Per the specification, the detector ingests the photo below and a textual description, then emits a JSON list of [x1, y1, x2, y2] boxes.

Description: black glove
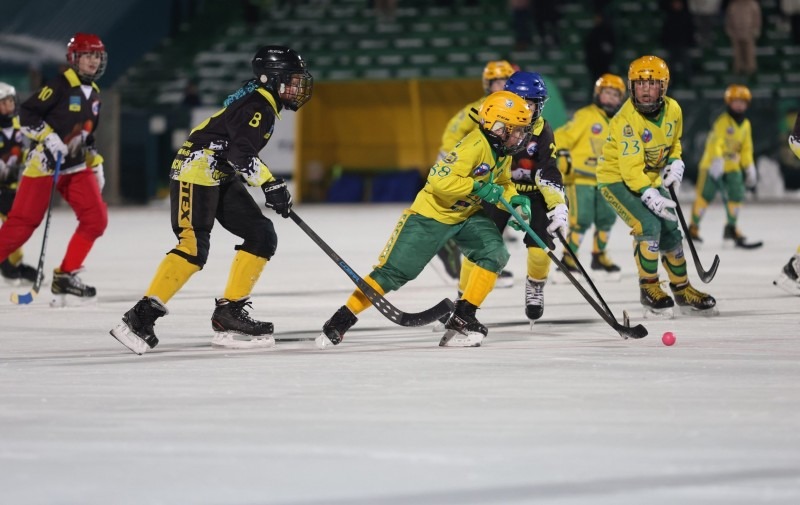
[[261, 178, 292, 218]]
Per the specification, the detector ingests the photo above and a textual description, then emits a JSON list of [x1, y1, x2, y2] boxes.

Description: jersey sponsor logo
[[69, 96, 81, 112], [642, 129, 652, 143], [472, 163, 490, 176], [525, 140, 538, 156], [92, 100, 100, 116], [443, 151, 458, 164], [623, 125, 634, 137], [591, 123, 603, 134]]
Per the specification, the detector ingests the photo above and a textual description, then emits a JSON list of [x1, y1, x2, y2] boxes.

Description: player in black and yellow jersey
[[555, 73, 626, 281], [318, 91, 534, 348], [110, 45, 313, 355], [0, 33, 108, 305], [0, 82, 37, 285], [597, 55, 717, 319]]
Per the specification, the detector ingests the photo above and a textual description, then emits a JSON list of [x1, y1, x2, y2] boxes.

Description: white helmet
[[0, 82, 16, 101]]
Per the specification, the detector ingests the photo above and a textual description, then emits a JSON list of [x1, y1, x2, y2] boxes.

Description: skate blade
[[550, 269, 580, 285], [50, 293, 97, 308], [109, 324, 150, 355], [439, 329, 483, 347], [677, 305, 719, 317], [642, 306, 675, 319], [2, 277, 21, 287], [212, 332, 276, 349], [773, 275, 800, 296], [431, 321, 446, 332], [314, 333, 335, 349]]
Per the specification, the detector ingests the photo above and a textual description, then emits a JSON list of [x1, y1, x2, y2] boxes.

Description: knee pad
[[237, 217, 277, 259]]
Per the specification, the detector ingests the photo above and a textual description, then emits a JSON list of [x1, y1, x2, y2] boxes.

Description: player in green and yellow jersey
[[554, 73, 626, 281], [774, 111, 800, 295], [597, 55, 717, 319], [689, 84, 761, 248], [318, 91, 534, 348]]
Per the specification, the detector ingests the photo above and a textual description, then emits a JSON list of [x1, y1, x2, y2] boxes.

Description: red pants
[[0, 170, 107, 273]]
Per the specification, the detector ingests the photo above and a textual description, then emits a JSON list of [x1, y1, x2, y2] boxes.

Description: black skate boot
[[211, 297, 275, 348], [317, 305, 358, 349], [17, 263, 38, 284], [774, 255, 800, 296], [640, 277, 675, 319], [591, 252, 622, 281], [670, 281, 718, 316], [1, 259, 21, 285], [723, 224, 763, 249], [110, 296, 168, 355], [525, 276, 545, 322], [432, 290, 460, 332], [688, 223, 703, 243], [439, 299, 487, 347], [50, 268, 97, 307], [552, 253, 581, 284]]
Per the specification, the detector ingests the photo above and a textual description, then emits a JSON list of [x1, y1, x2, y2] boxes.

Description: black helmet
[[252, 45, 313, 111]]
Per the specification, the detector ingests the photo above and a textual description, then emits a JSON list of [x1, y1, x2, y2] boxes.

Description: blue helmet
[[504, 71, 548, 120]]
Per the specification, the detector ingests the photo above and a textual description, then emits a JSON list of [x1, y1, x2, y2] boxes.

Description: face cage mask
[[486, 123, 533, 156], [280, 72, 314, 111], [630, 80, 664, 115], [71, 51, 108, 81], [526, 97, 547, 121]]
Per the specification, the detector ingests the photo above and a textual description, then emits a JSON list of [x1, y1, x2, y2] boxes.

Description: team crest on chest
[[526, 140, 538, 156], [642, 129, 652, 142], [443, 151, 458, 164], [69, 96, 81, 112], [726, 126, 734, 134], [623, 125, 634, 137], [591, 123, 603, 134], [473, 163, 490, 176]]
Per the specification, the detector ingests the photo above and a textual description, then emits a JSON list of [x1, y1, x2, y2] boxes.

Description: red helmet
[[66, 33, 107, 81]]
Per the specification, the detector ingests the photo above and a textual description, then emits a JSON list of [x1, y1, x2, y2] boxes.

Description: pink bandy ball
[[662, 331, 676, 346]]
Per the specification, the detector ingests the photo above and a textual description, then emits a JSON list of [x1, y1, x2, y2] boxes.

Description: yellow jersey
[[412, 128, 518, 224], [597, 96, 683, 194], [554, 103, 611, 185], [698, 112, 754, 171], [437, 97, 484, 157]]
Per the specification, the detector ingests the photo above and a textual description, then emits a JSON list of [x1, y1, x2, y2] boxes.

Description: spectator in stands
[[182, 80, 202, 107], [532, 0, 561, 48], [780, 0, 800, 45], [584, 12, 616, 84], [372, 0, 397, 23], [660, 0, 695, 88], [688, 0, 723, 48], [725, 0, 761, 76], [510, 0, 533, 51]]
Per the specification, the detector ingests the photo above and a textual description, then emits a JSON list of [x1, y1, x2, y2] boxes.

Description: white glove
[[708, 157, 724, 180], [661, 159, 685, 190], [92, 163, 105, 191], [546, 203, 569, 239], [42, 132, 68, 161], [743, 163, 756, 188], [0, 159, 7, 181], [641, 187, 677, 222]]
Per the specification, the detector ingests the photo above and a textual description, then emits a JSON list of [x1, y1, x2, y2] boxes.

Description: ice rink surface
[[1, 197, 799, 504]]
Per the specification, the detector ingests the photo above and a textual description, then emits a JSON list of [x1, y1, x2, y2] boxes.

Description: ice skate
[[50, 268, 97, 307], [590, 252, 622, 282], [723, 224, 762, 250], [688, 223, 703, 244], [774, 255, 800, 296], [640, 278, 675, 319], [316, 305, 358, 349], [1, 259, 38, 286], [211, 297, 275, 349], [670, 282, 718, 317], [551, 253, 581, 284], [110, 296, 168, 355], [430, 239, 461, 285], [525, 276, 545, 325], [431, 292, 459, 332], [439, 299, 486, 347]]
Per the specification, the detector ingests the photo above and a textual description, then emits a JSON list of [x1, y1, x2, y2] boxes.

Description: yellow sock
[[345, 275, 386, 315], [527, 248, 550, 279], [462, 265, 498, 307], [459, 258, 475, 294], [145, 253, 201, 304], [222, 250, 268, 300], [7, 249, 23, 266]]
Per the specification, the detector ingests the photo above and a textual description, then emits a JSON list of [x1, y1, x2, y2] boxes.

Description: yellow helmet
[[594, 73, 626, 96], [478, 90, 533, 156], [724, 84, 752, 105], [482, 60, 515, 94], [627, 55, 670, 114]]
